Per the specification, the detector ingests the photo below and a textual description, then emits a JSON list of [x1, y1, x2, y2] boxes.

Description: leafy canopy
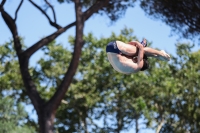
[[139, 0, 200, 41]]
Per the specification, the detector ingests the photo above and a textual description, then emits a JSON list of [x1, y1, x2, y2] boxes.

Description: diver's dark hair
[[140, 56, 149, 71]]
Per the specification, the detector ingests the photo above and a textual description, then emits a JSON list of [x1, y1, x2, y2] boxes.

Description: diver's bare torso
[[107, 53, 138, 74]]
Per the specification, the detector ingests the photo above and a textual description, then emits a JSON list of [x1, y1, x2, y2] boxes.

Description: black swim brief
[[106, 41, 122, 54]]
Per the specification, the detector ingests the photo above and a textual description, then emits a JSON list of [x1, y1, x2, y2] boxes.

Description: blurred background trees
[[0, 95, 35, 133], [1, 0, 200, 133], [1, 28, 200, 132]]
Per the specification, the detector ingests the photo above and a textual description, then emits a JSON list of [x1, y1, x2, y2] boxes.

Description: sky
[[0, 0, 199, 133]]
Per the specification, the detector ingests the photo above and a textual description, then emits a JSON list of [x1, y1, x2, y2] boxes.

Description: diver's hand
[[158, 50, 170, 61]]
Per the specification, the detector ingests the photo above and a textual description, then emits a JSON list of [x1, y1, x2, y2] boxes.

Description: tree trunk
[[135, 115, 139, 133], [38, 107, 55, 133], [156, 118, 164, 133]]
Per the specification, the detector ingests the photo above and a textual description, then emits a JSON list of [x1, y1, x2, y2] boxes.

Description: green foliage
[[0, 40, 37, 131], [54, 28, 144, 133], [165, 45, 200, 133], [0, 95, 35, 133], [0, 40, 26, 101], [32, 41, 72, 100], [54, 28, 164, 132], [1, 27, 200, 133], [55, 28, 200, 133]]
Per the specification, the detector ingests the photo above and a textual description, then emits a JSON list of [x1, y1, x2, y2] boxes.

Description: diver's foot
[[141, 38, 147, 47]]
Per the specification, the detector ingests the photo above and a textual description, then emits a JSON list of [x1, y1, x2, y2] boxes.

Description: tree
[[0, 0, 136, 132], [1, 25, 200, 132], [139, 0, 200, 41], [144, 43, 200, 133], [162, 44, 200, 133]]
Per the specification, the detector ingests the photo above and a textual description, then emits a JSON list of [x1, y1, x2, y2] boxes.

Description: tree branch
[[47, 0, 110, 114], [14, 0, 24, 21], [28, 0, 61, 29], [0, 0, 6, 12], [1, 9, 21, 53], [22, 0, 110, 113], [24, 0, 109, 59], [47, 0, 84, 112], [44, 0, 57, 23], [24, 21, 75, 58], [83, 0, 109, 21], [1, 9, 44, 114]]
